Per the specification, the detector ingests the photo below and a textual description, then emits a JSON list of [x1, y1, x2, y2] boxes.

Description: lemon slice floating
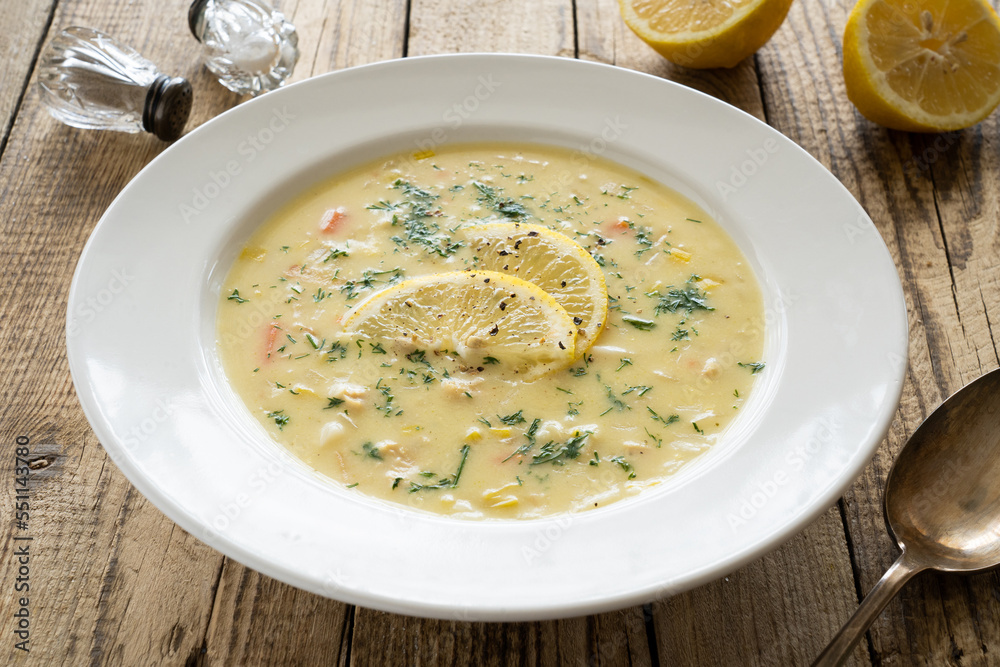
[[618, 0, 794, 69], [463, 222, 608, 353], [843, 0, 1000, 132], [341, 270, 576, 379]]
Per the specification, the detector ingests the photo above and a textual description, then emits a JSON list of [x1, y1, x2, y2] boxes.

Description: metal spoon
[[813, 367, 1000, 666]]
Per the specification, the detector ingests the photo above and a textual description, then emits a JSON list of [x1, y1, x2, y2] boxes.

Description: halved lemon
[[618, 0, 794, 69], [843, 0, 1000, 132], [463, 222, 608, 352], [341, 270, 576, 379]]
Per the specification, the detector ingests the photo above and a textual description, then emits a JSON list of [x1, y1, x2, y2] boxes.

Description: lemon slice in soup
[[463, 222, 608, 352], [341, 270, 576, 379]]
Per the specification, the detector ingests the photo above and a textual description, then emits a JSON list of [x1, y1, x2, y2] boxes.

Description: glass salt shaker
[[37, 27, 193, 142], [188, 0, 299, 96]]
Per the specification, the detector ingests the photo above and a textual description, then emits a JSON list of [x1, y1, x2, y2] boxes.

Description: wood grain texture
[[576, 0, 766, 121], [0, 0, 233, 662], [0, 0, 56, 155], [652, 507, 869, 666], [408, 0, 575, 57], [350, 608, 650, 667], [757, 0, 1000, 663], [3, 0, 1000, 664]]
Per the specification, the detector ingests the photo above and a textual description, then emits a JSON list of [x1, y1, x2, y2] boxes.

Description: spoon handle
[[812, 551, 925, 667]]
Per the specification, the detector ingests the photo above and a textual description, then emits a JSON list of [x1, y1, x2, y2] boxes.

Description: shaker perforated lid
[[142, 75, 193, 142]]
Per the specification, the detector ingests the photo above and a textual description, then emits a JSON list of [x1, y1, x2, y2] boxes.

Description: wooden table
[[3, 0, 999, 664]]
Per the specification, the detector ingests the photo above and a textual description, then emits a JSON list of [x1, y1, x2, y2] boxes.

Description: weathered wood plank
[[283, 0, 408, 76], [407, 0, 575, 57], [199, 566, 352, 666], [0, 1, 242, 664], [5, 0, 999, 665], [652, 507, 869, 666], [757, 0, 1000, 663], [575, 0, 765, 120], [350, 607, 650, 667], [0, 0, 56, 155]]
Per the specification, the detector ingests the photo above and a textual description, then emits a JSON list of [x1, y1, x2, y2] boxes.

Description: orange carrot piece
[[263, 321, 281, 362], [610, 218, 631, 233], [320, 206, 347, 233]]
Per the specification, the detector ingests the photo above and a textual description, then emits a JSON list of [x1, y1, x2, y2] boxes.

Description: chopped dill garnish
[[609, 455, 636, 479], [737, 361, 766, 374], [647, 407, 679, 426], [622, 315, 655, 331], [498, 410, 527, 425], [266, 410, 289, 430], [408, 445, 470, 492], [361, 442, 383, 460], [227, 289, 248, 303], [654, 285, 713, 315], [531, 431, 592, 466], [474, 181, 530, 219]]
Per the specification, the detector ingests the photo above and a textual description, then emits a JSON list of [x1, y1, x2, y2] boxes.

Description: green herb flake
[[227, 289, 248, 303], [531, 431, 592, 466], [305, 333, 323, 349], [408, 445, 471, 492], [474, 181, 530, 219], [361, 442, 383, 460], [609, 455, 636, 479], [622, 315, 656, 331], [323, 247, 349, 262], [654, 285, 713, 315], [737, 361, 766, 374], [266, 410, 289, 431], [498, 410, 527, 426], [647, 407, 679, 426]]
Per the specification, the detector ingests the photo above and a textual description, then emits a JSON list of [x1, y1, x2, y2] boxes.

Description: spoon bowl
[[885, 367, 1000, 572], [815, 367, 1000, 666]]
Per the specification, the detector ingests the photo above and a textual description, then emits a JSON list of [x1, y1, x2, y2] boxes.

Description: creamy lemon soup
[[217, 143, 765, 519]]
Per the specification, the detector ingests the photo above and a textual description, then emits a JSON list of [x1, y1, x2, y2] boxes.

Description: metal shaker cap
[[188, 0, 211, 41], [142, 75, 193, 142]]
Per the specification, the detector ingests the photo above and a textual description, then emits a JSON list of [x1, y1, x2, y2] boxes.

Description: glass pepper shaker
[[188, 0, 299, 96], [37, 27, 193, 142]]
